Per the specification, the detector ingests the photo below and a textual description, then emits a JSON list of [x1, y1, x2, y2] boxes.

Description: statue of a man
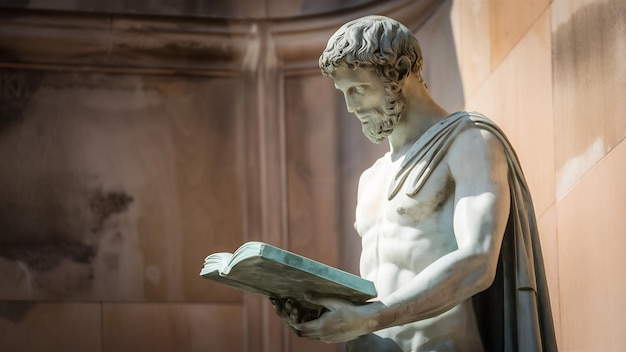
[[273, 15, 557, 352]]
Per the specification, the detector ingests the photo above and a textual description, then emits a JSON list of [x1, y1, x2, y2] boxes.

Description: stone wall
[[450, 0, 626, 349]]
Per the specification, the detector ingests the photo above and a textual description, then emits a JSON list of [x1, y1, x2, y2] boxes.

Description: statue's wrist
[[363, 301, 386, 333]]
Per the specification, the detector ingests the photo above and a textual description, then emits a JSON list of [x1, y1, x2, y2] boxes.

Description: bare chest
[[355, 160, 455, 236], [355, 158, 458, 288]]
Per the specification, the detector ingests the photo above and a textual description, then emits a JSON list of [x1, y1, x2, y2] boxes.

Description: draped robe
[[387, 111, 558, 352]]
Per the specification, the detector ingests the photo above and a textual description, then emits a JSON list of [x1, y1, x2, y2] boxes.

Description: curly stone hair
[[319, 15, 425, 89]]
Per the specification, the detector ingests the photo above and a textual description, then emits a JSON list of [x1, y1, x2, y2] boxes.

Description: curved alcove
[[0, 0, 442, 73]]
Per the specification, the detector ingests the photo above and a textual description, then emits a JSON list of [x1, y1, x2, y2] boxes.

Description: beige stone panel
[[450, 0, 493, 98], [103, 303, 243, 352], [551, 0, 608, 29], [417, 0, 465, 112], [466, 9, 555, 215], [0, 71, 246, 302], [0, 302, 101, 351], [489, 0, 550, 69], [556, 139, 626, 350], [536, 205, 562, 346], [552, 0, 626, 197], [451, 0, 550, 98]]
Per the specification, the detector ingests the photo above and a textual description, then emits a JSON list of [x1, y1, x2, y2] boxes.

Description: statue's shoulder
[[447, 126, 500, 156], [445, 115, 509, 179], [358, 153, 391, 186], [453, 111, 507, 150], [443, 111, 501, 148]]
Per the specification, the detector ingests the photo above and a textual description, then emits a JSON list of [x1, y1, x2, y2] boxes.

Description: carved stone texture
[[0, 0, 442, 74], [0, 0, 379, 19], [0, 69, 42, 132], [0, 12, 249, 74], [0, 71, 246, 301]]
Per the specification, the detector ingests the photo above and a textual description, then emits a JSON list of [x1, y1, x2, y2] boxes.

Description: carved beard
[[361, 88, 405, 144]]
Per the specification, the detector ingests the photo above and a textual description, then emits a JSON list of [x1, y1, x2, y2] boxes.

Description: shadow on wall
[[552, 0, 626, 195], [419, 0, 464, 112]]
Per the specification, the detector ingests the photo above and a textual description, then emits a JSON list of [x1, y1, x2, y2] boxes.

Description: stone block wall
[[449, 0, 626, 349]]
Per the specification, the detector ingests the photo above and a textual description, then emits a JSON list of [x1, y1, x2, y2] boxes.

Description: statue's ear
[[396, 56, 411, 83]]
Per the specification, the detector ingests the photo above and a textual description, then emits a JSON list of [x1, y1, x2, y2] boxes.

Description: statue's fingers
[[284, 298, 295, 311], [269, 297, 280, 312], [270, 297, 288, 318], [289, 305, 300, 324]]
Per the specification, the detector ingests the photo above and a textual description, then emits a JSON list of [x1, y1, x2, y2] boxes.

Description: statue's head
[[319, 16, 426, 143], [319, 15, 424, 84]]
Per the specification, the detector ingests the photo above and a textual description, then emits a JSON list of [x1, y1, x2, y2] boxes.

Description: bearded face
[[331, 64, 407, 143], [360, 86, 405, 144]]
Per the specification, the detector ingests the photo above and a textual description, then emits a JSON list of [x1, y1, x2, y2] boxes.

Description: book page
[[200, 252, 232, 276], [224, 242, 264, 275]]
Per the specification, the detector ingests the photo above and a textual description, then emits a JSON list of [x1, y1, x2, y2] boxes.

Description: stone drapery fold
[[388, 111, 558, 352]]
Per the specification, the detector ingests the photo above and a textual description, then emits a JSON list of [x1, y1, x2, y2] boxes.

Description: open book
[[200, 241, 377, 319]]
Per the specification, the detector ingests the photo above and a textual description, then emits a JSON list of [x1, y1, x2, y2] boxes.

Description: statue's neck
[[388, 101, 449, 159]]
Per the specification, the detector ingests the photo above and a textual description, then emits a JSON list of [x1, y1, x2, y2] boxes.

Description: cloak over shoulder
[[388, 111, 558, 352]]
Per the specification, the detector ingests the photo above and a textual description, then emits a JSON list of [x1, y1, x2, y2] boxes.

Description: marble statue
[[272, 15, 557, 352]]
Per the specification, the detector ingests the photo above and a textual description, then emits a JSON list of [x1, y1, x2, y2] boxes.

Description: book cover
[[200, 241, 377, 318]]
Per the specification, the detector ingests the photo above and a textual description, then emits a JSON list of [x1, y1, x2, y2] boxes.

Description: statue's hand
[[292, 294, 383, 343], [269, 296, 303, 326]]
